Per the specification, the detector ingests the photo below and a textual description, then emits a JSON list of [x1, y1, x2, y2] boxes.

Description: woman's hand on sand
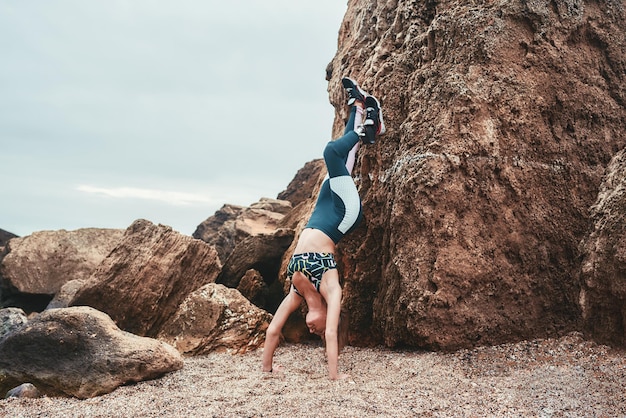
[[271, 365, 285, 374], [263, 364, 285, 376]]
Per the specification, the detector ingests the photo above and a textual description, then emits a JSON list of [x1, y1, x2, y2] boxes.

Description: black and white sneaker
[[363, 95, 386, 144], [341, 77, 368, 106]]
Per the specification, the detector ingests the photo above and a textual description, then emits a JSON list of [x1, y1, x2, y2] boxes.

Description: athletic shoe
[[341, 77, 368, 105], [363, 95, 386, 144], [362, 124, 377, 144]]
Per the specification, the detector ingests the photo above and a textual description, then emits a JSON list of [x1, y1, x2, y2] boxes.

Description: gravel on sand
[[1, 332, 624, 417]]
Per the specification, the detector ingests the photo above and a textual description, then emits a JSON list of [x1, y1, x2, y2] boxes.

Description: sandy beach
[[1, 332, 624, 417]]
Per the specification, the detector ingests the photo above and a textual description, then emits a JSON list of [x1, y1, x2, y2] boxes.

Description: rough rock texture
[[320, 0, 626, 349], [193, 198, 293, 263], [45, 279, 86, 310], [70, 219, 221, 337], [0, 306, 183, 399], [579, 149, 626, 346], [192, 204, 244, 261], [0, 308, 28, 340], [0, 228, 124, 308], [157, 283, 272, 355], [237, 269, 271, 309]]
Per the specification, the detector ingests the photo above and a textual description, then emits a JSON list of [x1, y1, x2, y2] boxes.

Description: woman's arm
[[323, 279, 349, 380], [261, 290, 301, 373]]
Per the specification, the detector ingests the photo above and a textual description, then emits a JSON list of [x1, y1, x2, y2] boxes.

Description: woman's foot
[[363, 95, 385, 144], [341, 77, 368, 105]]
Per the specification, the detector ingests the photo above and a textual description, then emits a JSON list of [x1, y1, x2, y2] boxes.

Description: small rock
[[5, 383, 41, 399]]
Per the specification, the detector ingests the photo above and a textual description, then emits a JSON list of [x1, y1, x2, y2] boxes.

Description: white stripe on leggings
[[329, 175, 360, 234]]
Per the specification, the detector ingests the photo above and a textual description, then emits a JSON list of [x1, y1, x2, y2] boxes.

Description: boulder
[[579, 149, 626, 347], [217, 228, 294, 289], [192, 203, 244, 261], [0, 228, 124, 311], [70, 219, 221, 337], [158, 283, 272, 355], [0, 306, 183, 399], [324, 0, 626, 349], [193, 198, 293, 263], [216, 228, 295, 313], [5, 383, 41, 399]]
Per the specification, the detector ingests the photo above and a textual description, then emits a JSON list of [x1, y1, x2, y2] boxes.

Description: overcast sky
[[0, 1, 347, 237]]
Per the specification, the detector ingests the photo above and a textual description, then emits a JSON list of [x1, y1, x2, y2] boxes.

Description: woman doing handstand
[[261, 77, 385, 380]]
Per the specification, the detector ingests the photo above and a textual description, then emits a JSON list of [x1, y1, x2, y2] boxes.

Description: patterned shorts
[[287, 252, 337, 296]]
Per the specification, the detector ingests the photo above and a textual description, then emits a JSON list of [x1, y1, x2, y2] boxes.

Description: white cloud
[[76, 184, 214, 206]]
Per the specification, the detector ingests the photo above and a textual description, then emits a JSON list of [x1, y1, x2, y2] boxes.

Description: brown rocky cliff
[[323, 0, 626, 349]]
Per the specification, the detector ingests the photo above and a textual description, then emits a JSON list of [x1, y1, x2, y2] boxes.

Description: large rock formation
[[0, 228, 124, 312], [158, 283, 272, 355], [0, 306, 183, 399], [318, 0, 626, 349], [70, 219, 221, 337], [579, 149, 626, 346]]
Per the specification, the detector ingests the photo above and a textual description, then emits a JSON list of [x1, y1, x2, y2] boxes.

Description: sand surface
[[1, 332, 625, 417]]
